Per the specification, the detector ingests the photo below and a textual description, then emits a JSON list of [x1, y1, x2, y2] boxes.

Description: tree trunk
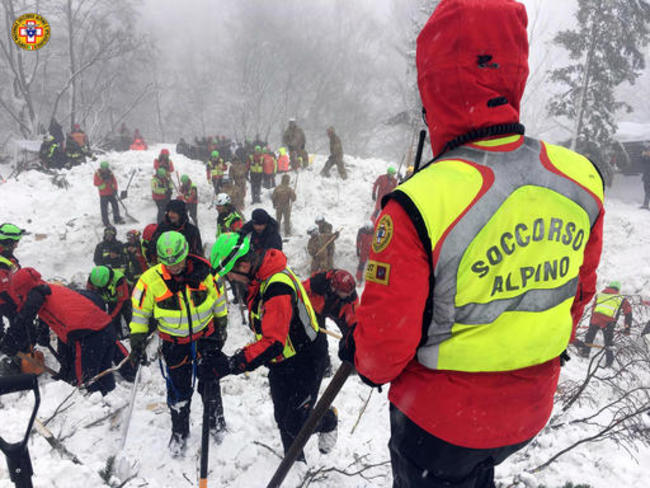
[[67, 0, 77, 129], [571, 3, 601, 151]]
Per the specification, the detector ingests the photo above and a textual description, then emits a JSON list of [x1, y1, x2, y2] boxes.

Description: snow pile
[[0, 147, 649, 487]]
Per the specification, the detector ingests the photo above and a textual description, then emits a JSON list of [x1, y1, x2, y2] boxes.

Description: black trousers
[[161, 331, 225, 437], [250, 176, 262, 203], [389, 405, 531, 488], [100, 195, 121, 226], [187, 203, 198, 226], [267, 334, 337, 458], [58, 327, 117, 395], [155, 198, 170, 223], [583, 322, 616, 366], [263, 174, 276, 189]]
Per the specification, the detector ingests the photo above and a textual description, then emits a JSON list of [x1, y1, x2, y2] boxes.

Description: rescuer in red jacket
[[371, 167, 398, 221], [2, 268, 119, 395], [339, 1, 605, 486], [355, 222, 374, 283], [93, 161, 124, 226]]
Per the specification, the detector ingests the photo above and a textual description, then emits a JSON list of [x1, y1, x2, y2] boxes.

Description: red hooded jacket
[[10, 268, 111, 343], [241, 250, 297, 369], [353, 0, 604, 449], [93, 170, 118, 197]]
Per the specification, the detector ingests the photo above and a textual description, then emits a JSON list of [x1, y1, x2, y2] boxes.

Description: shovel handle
[[0, 373, 37, 396]]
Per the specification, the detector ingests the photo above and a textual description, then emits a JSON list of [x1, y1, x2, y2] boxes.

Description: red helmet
[[160, 148, 170, 156], [331, 270, 356, 295], [127, 229, 141, 243], [142, 223, 158, 242], [73, 123, 80, 131]]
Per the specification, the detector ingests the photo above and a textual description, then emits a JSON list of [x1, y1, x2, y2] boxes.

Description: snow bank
[[0, 146, 648, 487]]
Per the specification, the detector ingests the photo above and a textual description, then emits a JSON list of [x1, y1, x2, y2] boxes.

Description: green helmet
[[100, 161, 109, 170], [254, 145, 261, 153], [157, 167, 167, 177], [210, 233, 251, 275], [387, 166, 396, 175], [181, 174, 189, 184], [279, 147, 287, 156], [89, 266, 111, 288], [157, 231, 189, 266], [211, 150, 219, 158], [608, 280, 621, 291], [0, 223, 25, 241]]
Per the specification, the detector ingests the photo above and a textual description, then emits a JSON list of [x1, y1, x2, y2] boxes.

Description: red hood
[[416, 0, 529, 157], [255, 249, 288, 281], [10, 267, 45, 305]]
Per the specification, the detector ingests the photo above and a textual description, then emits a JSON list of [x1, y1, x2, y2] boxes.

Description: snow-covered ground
[[0, 146, 649, 487]]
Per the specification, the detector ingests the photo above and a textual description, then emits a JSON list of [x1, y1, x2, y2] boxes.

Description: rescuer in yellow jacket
[[128, 231, 228, 457]]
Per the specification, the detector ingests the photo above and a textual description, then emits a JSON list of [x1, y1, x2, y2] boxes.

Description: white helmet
[[215, 193, 231, 206], [364, 221, 374, 230], [307, 225, 318, 236], [315, 215, 325, 224]]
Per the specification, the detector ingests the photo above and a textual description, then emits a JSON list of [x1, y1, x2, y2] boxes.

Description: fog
[[1, 0, 648, 161]]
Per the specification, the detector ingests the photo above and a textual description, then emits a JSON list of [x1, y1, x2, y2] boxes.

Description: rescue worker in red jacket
[[93, 161, 124, 226], [371, 166, 398, 221], [130, 128, 148, 150], [0, 224, 23, 342], [208, 233, 338, 459], [2, 268, 119, 395], [579, 281, 632, 367], [303, 269, 358, 337], [355, 222, 374, 283], [338, 1, 605, 486], [179, 174, 199, 226], [262, 148, 277, 189], [154, 148, 175, 173], [277, 147, 291, 173]]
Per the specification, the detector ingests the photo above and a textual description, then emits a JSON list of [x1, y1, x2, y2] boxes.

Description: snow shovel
[[0, 374, 40, 488], [115, 364, 142, 480], [117, 196, 139, 223], [266, 361, 354, 488], [199, 380, 215, 488], [120, 169, 137, 200]]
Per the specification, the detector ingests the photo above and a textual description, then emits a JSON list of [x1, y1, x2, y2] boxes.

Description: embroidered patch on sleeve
[[372, 214, 393, 253], [365, 260, 391, 285]]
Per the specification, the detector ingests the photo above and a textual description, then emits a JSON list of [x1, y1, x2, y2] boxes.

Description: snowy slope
[[0, 147, 649, 488]]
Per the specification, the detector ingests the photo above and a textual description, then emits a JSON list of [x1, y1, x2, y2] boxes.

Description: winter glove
[[623, 327, 631, 336], [128, 332, 148, 366], [560, 349, 571, 367], [120, 190, 127, 199], [338, 326, 383, 391], [338, 327, 356, 364], [198, 350, 234, 381]]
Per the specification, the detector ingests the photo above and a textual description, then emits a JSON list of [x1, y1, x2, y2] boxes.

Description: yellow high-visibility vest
[[394, 136, 604, 372]]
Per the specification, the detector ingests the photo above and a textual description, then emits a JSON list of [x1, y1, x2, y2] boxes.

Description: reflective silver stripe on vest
[[412, 138, 601, 368]]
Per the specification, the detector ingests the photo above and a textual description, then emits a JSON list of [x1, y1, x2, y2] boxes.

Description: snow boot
[[210, 415, 227, 444], [318, 407, 338, 454], [168, 432, 187, 458]]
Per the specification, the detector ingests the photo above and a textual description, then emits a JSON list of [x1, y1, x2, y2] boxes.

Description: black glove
[[560, 349, 571, 367], [338, 327, 356, 364], [120, 190, 127, 200], [338, 326, 384, 390], [623, 327, 631, 336], [129, 332, 148, 365], [198, 350, 233, 381]]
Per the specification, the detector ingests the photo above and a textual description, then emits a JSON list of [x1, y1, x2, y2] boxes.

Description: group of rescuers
[[6, 0, 648, 485]]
